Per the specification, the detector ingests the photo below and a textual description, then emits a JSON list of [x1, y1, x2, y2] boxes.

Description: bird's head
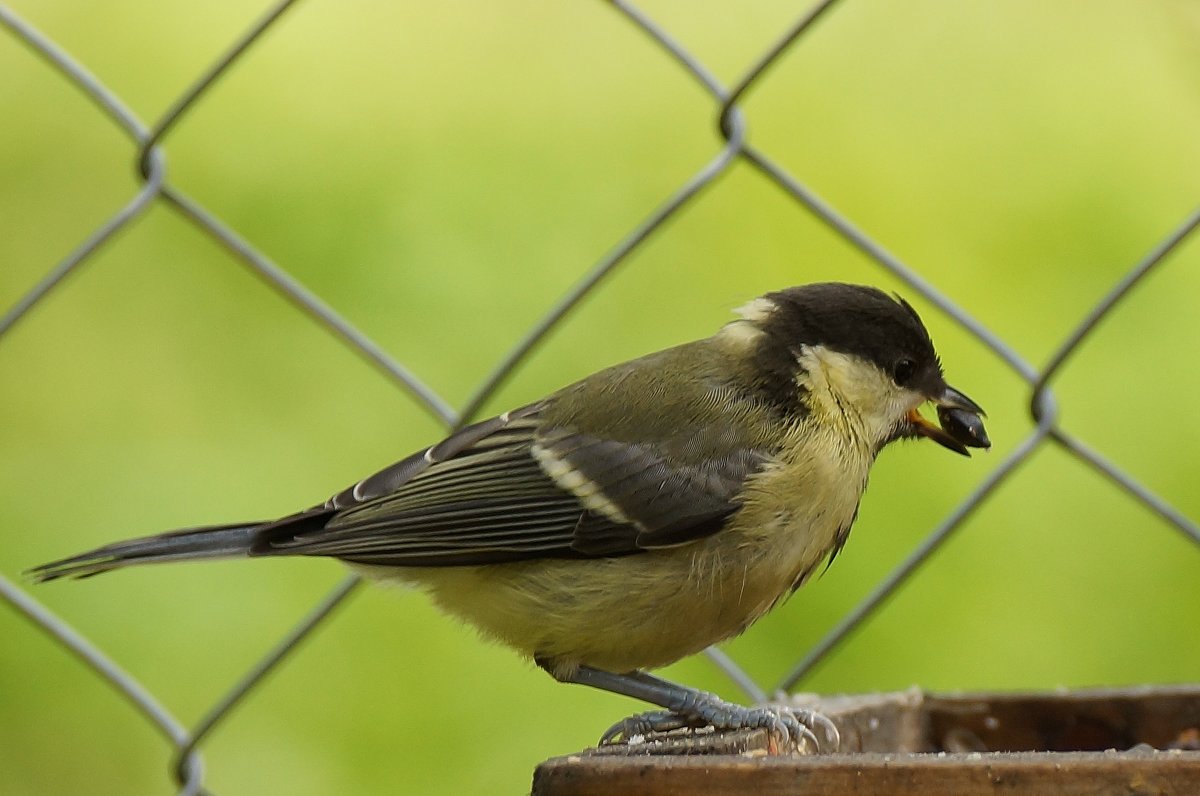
[[727, 282, 989, 456]]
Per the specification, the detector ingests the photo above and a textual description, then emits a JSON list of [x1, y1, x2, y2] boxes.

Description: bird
[[32, 282, 989, 753]]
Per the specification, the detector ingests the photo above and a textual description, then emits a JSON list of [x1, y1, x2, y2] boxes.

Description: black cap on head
[[750, 283, 944, 409]]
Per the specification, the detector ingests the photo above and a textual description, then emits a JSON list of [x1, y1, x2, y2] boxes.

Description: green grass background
[[3, 1, 1200, 794]]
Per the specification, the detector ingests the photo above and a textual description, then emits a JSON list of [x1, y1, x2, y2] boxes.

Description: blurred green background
[[3, 1, 1200, 794]]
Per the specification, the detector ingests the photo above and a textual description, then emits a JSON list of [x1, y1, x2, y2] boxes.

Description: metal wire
[[2, 1, 1198, 793]]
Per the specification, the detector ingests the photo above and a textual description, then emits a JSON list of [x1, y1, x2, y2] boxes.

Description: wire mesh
[[2, 1, 1198, 794]]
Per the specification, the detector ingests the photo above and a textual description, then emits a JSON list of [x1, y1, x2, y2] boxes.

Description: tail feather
[[29, 522, 268, 582]]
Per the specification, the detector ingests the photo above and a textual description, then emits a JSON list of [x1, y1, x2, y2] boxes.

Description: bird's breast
[[716, 435, 870, 617]]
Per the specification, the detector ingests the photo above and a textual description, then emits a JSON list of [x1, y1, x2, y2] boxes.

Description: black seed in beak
[[937, 405, 991, 451], [908, 385, 991, 456]]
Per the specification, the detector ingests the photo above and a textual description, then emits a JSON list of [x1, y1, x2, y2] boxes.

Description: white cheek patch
[[795, 345, 920, 447]]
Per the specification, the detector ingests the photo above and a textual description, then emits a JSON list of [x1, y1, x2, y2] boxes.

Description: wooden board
[[532, 686, 1200, 795]]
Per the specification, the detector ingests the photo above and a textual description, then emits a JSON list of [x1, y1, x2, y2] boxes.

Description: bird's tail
[[29, 522, 269, 582]]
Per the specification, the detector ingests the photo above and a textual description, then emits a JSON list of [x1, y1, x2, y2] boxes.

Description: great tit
[[33, 282, 988, 752]]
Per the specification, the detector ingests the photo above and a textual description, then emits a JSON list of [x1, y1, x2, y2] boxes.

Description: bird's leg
[[538, 661, 839, 753]]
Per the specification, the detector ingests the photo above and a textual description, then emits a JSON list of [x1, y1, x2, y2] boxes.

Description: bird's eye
[[892, 358, 916, 385]]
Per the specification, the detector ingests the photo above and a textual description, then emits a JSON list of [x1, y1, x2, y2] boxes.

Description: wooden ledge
[[534, 749, 1200, 795], [533, 685, 1200, 795]]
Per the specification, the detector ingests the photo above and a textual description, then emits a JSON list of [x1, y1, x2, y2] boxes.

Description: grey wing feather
[[259, 402, 771, 566]]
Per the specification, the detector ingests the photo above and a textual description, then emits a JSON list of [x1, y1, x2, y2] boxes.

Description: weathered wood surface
[[534, 750, 1200, 796], [533, 686, 1200, 795]]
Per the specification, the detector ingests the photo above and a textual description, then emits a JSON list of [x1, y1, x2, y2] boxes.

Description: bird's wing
[[258, 402, 772, 566]]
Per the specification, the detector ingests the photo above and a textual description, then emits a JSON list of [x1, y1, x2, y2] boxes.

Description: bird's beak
[[907, 385, 990, 456]]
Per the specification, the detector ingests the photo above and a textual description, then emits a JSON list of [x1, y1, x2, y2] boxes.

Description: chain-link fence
[[3, 1, 1199, 794]]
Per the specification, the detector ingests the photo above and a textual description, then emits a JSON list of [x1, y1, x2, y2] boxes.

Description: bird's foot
[[600, 698, 839, 754]]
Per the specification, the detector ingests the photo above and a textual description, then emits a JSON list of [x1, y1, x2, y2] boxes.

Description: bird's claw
[[600, 709, 702, 744], [600, 700, 839, 754]]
